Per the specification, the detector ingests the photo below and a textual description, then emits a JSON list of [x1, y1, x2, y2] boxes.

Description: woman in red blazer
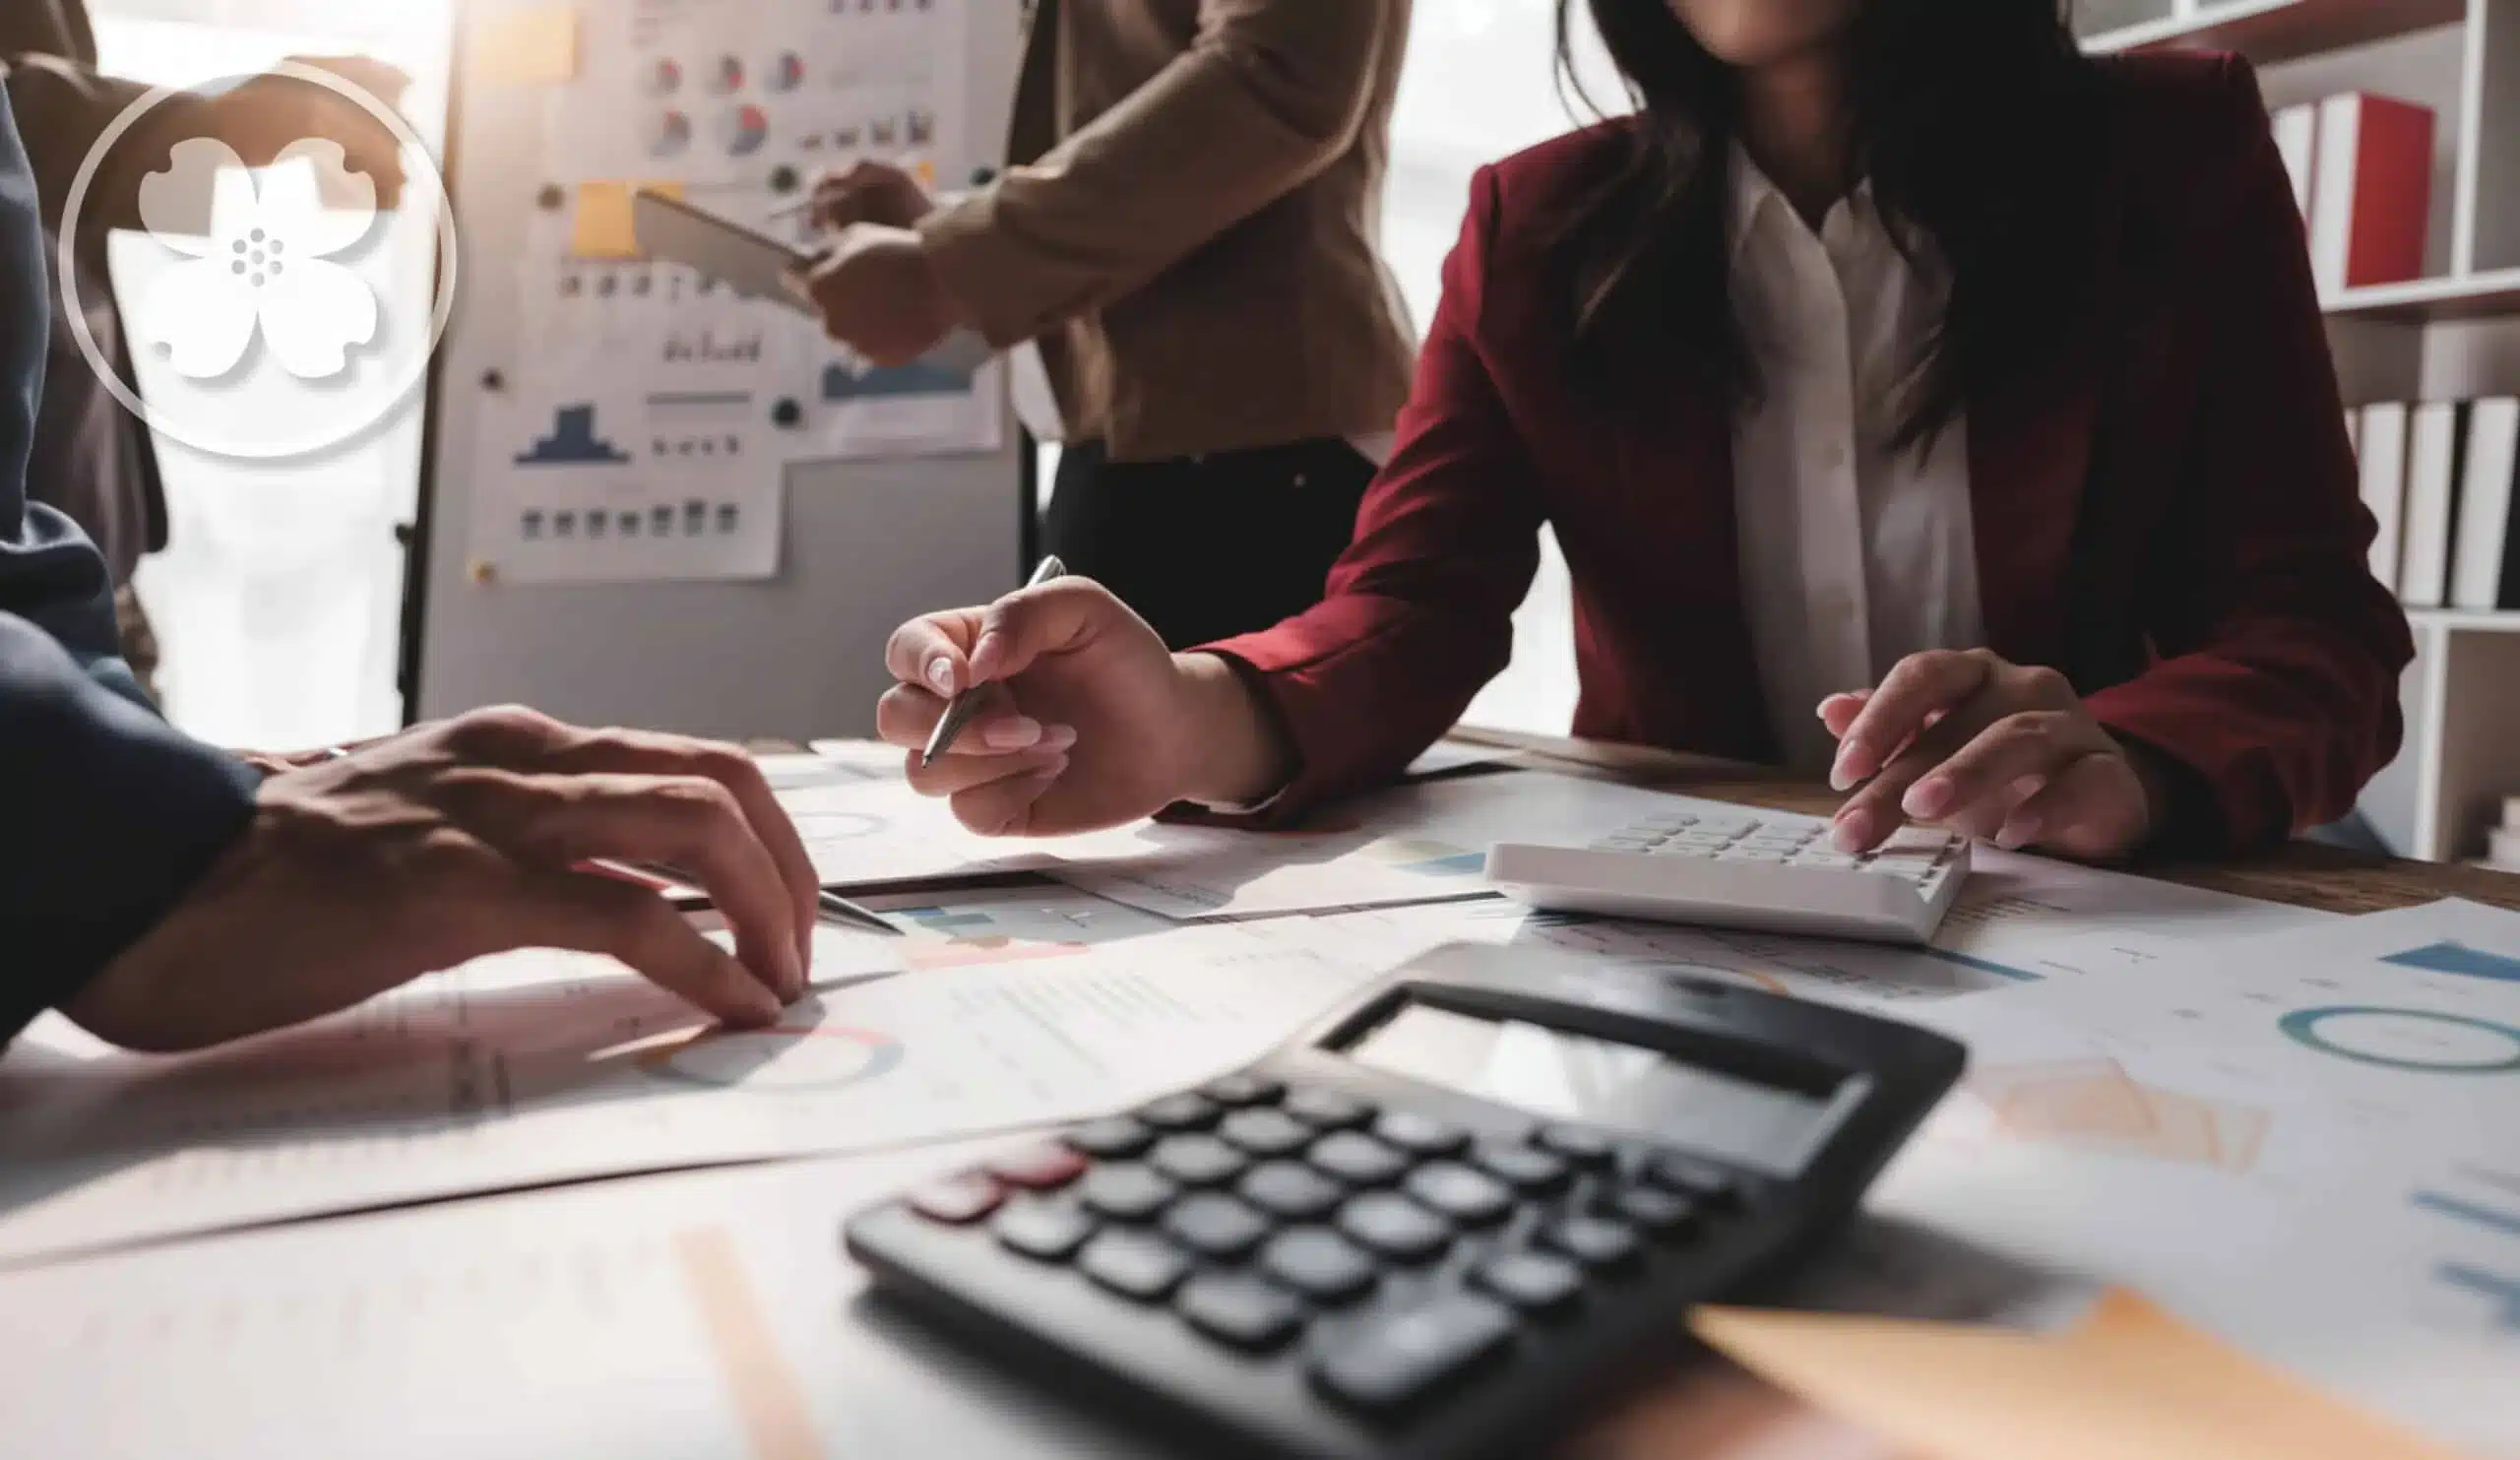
[[874, 0, 2414, 862]]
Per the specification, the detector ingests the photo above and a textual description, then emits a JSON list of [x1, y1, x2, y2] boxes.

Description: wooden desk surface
[[1450, 726, 2520, 917]]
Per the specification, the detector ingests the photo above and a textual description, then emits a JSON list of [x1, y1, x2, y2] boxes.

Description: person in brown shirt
[[801, 0, 1417, 650]]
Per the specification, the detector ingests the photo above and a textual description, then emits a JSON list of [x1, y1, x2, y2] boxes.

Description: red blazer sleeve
[[2085, 57, 2415, 849], [1200, 164, 1544, 813]]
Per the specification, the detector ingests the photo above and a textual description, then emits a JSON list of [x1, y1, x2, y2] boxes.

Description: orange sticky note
[[1691, 1290, 2470, 1460], [572, 180, 680, 260], [471, 6, 580, 86]]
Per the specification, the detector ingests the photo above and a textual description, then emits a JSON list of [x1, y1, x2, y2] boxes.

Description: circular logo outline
[[2278, 1004, 2520, 1075], [57, 60, 461, 462]]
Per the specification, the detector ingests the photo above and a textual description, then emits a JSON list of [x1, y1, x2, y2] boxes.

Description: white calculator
[[1482, 809, 1970, 945]]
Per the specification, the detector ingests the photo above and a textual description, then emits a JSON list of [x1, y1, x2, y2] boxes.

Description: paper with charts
[[1857, 899, 2520, 1458], [0, 921, 1373, 1268]]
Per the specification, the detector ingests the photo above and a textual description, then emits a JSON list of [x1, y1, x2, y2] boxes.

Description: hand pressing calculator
[[845, 944, 1965, 1460], [1485, 809, 1972, 944]]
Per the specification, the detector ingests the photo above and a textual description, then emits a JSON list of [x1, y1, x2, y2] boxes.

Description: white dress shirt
[[1727, 149, 1985, 773]]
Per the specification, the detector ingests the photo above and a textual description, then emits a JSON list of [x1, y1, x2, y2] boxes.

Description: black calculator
[[844, 943, 1965, 1460]]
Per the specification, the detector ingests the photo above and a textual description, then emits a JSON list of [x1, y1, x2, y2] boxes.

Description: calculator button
[[983, 1141, 1088, 1190], [1540, 1215, 1639, 1271], [1078, 1230, 1189, 1301], [1063, 1116, 1155, 1161], [1283, 1087, 1374, 1129], [1079, 1164, 1178, 1223], [1307, 1131, 1410, 1186], [1260, 1228, 1379, 1303], [1309, 1292, 1516, 1413], [1402, 1163, 1515, 1226], [1534, 1124, 1615, 1167], [1151, 1134, 1249, 1188], [992, 1202, 1097, 1262], [1237, 1162, 1346, 1221], [1472, 1250, 1585, 1316], [1162, 1192, 1273, 1260], [1605, 1185, 1698, 1236], [1336, 1192, 1453, 1262], [1199, 1073, 1285, 1108], [1644, 1152, 1743, 1209], [1372, 1111, 1470, 1158], [1218, 1109, 1315, 1159], [906, 1171, 1002, 1225], [1137, 1092, 1223, 1131], [1471, 1141, 1570, 1194], [1176, 1274, 1305, 1352]]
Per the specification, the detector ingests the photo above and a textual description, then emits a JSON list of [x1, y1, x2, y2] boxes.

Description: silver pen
[[921, 554, 1066, 768]]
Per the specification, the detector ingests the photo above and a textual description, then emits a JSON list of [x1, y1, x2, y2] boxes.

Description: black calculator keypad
[[1080, 1229, 1190, 1301], [1470, 1140, 1570, 1194], [1064, 1115, 1156, 1160], [1539, 1214, 1639, 1271], [993, 1201, 1098, 1262], [1282, 1086, 1373, 1130], [1138, 1092, 1224, 1132], [1199, 1073, 1287, 1108], [1237, 1162, 1346, 1222], [1644, 1151, 1744, 1209], [1080, 1164, 1178, 1222], [1401, 1163, 1515, 1226], [1306, 1131, 1410, 1186], [1471, 1250, 1584, 1316], [1163, 1192, 1273, 1260], [1372, 1110, 1470, 1158], [1219, 1109, 1316, 1159], [1534, 1123, 1615, 1167], [1335, 1192, 1453, 1262], [1605, 1184, 1698, 1237], [1258, 1228, 1379, 1303], [1176, 1273, 1306, 1352], [1308, 1292, 1517, 1412], [1152, 1134, 1250, 1188]]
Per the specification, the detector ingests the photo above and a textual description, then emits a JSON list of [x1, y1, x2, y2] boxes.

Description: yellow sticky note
[[471, 6, 580, 86], [571, 181, 681, 260], [1690, 1291, 2470, 1460]]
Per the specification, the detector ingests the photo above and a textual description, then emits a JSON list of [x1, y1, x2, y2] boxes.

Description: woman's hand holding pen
[[876, 580, 1292, 836], [1818, 650, 2172, 862]]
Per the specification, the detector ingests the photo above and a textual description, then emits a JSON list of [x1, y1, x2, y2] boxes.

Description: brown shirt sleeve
[[0, 52, 211, 235], [918, 0, 1404, 349]]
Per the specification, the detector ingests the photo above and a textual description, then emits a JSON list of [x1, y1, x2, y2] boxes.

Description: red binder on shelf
[[2308, 93, 2434, 292]]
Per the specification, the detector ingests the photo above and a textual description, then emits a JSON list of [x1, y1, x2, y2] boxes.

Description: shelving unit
[[2326, 265, 2520, 322], [2082, 0, 2520, 863], [2088, 0, 2467, 66]]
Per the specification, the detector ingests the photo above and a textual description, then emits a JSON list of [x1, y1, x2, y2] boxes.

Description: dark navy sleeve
[[0, 86, 257, 1043]]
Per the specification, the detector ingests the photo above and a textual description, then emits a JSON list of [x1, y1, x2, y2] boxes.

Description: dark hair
[[1551, 0, 2105, 450]]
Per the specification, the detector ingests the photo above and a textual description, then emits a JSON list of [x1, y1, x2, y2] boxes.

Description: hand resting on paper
[[64, 707, 818, 1051], [876, 579, 1294, 835]]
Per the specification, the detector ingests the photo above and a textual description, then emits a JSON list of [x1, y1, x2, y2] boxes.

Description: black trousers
[[1042, 437, 1377, 650]]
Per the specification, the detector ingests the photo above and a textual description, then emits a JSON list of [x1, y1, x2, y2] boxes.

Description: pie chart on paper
[[641, 1021, 906, 1093]]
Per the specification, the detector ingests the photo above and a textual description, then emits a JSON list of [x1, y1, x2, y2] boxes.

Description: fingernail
[[739, 977, 785, 1026], [1996, 814, 2041, 851], [1040, 723, 1079, 752], [1833, 807, 1875, 854], [925, 656, 956, 695], [1904, 777, 1954, 820], [981, 716, 1042, 750], [779, 939, 806, 1002], [1829, 748, 1864, 793]]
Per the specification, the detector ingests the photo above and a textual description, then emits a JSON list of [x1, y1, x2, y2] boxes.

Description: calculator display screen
[[1343, 1002, 1837, 1176]]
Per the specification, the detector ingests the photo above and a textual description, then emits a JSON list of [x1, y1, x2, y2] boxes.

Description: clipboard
[[629, 187, 994, 376]]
